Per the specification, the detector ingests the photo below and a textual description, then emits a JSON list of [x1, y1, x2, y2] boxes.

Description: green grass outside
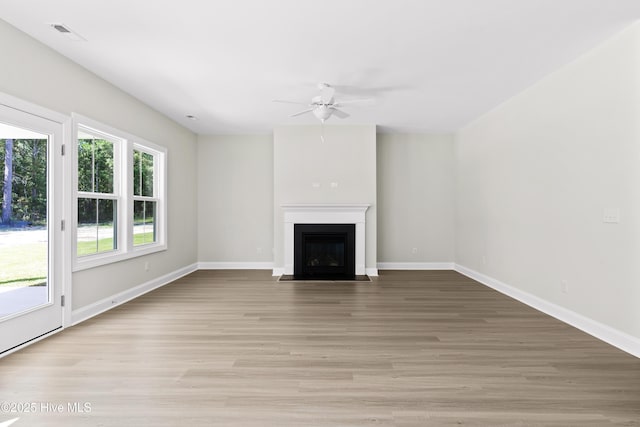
[[1, 232, 155, 288], [77, 236, 116, 256], [77, 232, 155, 257], [0, 242, 47, 287], [134, 231, 155, 246]]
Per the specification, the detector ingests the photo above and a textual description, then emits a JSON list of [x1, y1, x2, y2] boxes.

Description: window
[[76, 128, 120, 256], [133, 147, 158, 247], [73, 115, 166, 270]]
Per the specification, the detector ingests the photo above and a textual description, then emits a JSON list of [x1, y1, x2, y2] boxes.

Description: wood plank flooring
[[0, 270, 638, 426]]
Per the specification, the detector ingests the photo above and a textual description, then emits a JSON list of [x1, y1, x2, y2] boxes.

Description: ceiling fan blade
[[320, 84, 335, 104], [272, 99, 309, 105], [332, 98, 372, 107], [329, 107, 350, 119], [290, 108, 315, 117]]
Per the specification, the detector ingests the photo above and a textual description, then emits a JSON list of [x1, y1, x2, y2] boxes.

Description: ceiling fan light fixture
[[313, 105, 332, 121]]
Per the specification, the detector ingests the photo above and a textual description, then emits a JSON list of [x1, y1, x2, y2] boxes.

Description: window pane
[[95, 140, 114, 193], [77, 139, 94, 192], [142, 152, 154, 197], [77, 198, 117, 256], [133, 200, 156, 246], [77, 134, 114, 193], [134, 150, 154, 197], [133, 151, 141, 197]]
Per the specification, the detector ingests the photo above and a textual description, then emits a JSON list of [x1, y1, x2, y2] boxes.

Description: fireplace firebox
[[294, 224, 356, 279]]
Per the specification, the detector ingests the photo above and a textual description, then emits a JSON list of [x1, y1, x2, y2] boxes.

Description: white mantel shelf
[[281, 204, 370, 276], [281, 203, 370, 211], [281, 204, 369, 221]]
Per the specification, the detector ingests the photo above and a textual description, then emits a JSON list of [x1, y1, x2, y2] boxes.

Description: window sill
[[73, 243, 167, 272]]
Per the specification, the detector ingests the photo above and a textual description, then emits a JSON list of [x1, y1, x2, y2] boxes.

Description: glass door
[[0, 104, 63, 355]]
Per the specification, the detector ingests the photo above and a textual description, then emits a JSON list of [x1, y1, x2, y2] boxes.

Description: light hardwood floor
[[1, 270, 639, 426]]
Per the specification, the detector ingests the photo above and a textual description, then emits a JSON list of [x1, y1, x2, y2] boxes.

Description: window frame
[[76, 124, 122, 259], [130, 142, 166, 253], [72, 114, 167, 271]]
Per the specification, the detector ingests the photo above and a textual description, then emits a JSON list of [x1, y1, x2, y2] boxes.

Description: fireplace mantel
[[281, 204, 369, 276]]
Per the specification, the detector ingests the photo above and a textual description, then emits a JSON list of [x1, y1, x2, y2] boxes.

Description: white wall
[[456, 23, 640, 340], [273, 125, 377, 271], [0, 19, 198, 310], [377, 133, 455, 265], [197, 135, 273, 264]]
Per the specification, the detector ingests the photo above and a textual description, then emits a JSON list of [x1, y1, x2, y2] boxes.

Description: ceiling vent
[[49, 23, 86, 41]]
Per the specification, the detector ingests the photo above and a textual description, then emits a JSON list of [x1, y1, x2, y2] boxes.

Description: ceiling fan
[[273, 83, 367, 123]]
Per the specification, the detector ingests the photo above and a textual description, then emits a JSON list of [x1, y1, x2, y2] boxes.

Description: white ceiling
[[1, 1, 640, 135]]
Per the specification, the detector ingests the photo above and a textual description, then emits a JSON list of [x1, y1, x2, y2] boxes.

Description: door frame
[[0, 91, 72, 356]]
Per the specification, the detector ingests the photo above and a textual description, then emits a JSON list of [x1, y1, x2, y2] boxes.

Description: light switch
[[603, 208, 620, 224]]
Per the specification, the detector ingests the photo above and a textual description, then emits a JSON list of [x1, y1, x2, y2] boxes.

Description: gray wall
[[455, 23, 640, 339], [195, 130, 457, 268], [0, 19, 199, 310], [377, 133, 455, 263], [197, 135, 273, 263]]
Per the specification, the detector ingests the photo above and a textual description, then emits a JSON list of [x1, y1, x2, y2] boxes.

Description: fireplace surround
[[281, 204, 369, 276]]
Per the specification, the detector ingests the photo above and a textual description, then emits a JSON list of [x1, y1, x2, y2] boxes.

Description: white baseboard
[[272, 268, 285, 276], [454, 264, 640, 359], [198, 262, 274, 270], [377, 262, 455, 270], [71, 263, 198, 325]]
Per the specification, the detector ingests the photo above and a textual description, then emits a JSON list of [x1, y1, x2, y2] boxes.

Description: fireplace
[[280, 204, 369, 276], [294, 224, 355, 279]]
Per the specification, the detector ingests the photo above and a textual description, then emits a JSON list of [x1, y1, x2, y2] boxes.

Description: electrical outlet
[[482, 255, 487, 265], [412, 248, 418, 254], [144, 261, 150, 272], [257, 247, 263, 254], [561, 280, 568, 294]]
